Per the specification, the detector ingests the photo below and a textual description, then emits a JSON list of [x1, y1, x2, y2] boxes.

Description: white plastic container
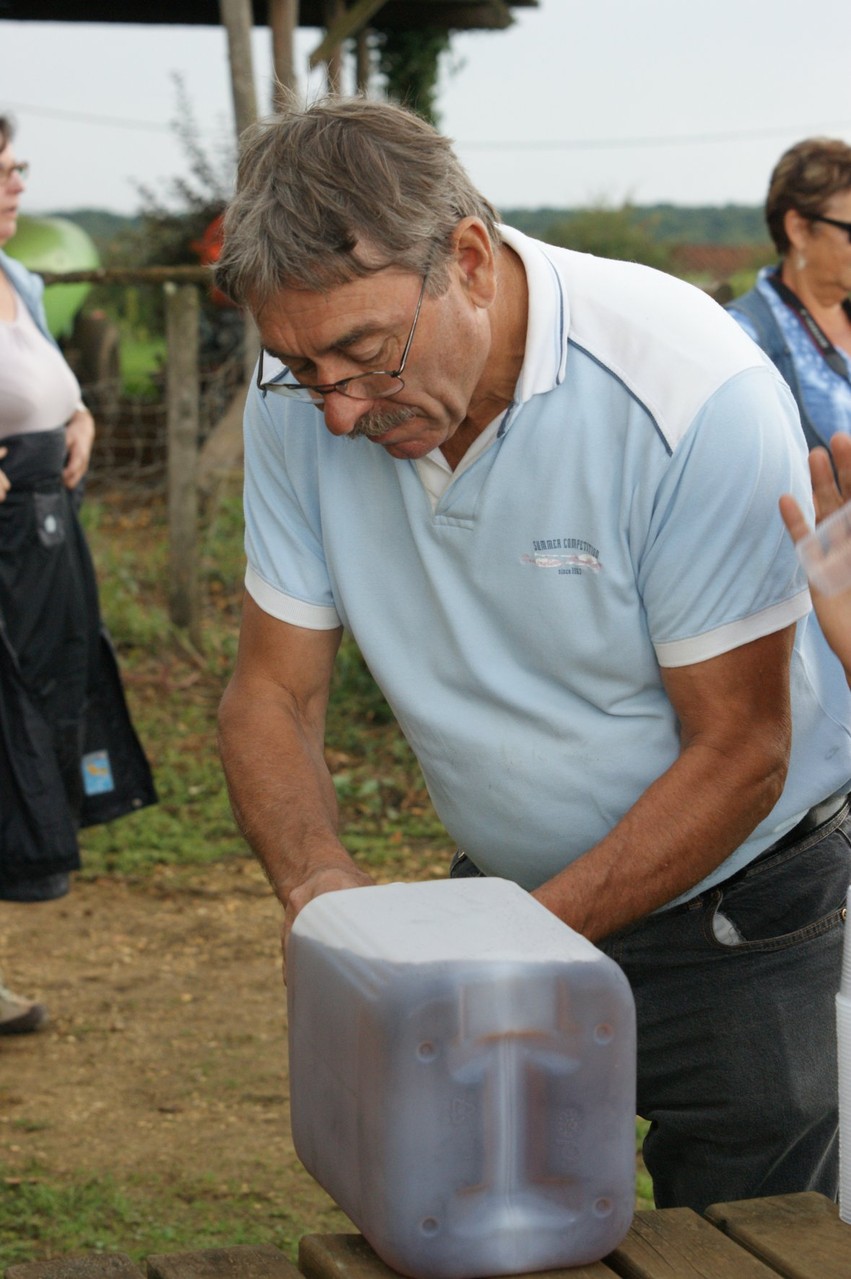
[[287, 878, 637, 1279], [797, 498, 851, 596]]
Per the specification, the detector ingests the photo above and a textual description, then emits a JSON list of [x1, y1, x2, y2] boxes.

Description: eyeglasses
[[0, 161, 29, 184], [807, 213, 851, 244], [257, 273, 428, 406]]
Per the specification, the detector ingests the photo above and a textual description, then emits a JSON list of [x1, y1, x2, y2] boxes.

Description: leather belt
[[762, 791, 849, 858]]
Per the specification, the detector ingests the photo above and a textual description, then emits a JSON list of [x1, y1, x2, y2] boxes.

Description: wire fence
[[83, 348, 246, 495]]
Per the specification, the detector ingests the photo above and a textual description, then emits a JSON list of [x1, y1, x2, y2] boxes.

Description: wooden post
[[165, 284, 202, 649], [219, 0, 258, 141], [355, 27, 371, 94], [322, 0, 346, 93], [270, 0, 299, 106]]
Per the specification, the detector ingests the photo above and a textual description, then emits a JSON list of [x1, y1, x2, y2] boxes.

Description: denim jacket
[[0, 247, 58, 347]]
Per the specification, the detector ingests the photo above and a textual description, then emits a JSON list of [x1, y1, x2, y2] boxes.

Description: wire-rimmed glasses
[[257, 273, 429, 408]]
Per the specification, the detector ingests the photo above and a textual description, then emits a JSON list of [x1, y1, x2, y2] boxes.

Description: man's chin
[[378, 434, 438, 461]]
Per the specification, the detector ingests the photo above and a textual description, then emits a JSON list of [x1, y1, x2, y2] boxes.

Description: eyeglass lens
[[0, 162, 28, 183]]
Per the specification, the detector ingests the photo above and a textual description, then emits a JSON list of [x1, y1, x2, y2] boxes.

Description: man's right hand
[[0, 447, 9, 501]]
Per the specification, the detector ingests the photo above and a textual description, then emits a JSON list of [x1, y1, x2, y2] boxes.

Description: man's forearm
[[217, 679, 368, 910], [533, 737, 788, 943]]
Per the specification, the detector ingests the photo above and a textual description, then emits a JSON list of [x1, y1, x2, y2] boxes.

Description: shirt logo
[[522, 537, 602, 575]]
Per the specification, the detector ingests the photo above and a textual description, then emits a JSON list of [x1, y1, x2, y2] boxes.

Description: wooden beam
[[369, 2, 514, 32], [309, 0, 389, 69]]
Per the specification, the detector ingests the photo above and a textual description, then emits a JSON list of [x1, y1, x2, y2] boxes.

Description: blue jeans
[[451, 802, 851, 1211]]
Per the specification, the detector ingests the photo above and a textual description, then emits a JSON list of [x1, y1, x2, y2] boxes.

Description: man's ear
[[451, 217, 497, 307]]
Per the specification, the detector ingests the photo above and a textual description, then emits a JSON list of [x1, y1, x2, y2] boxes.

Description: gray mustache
[[348, 406, 417, 440]]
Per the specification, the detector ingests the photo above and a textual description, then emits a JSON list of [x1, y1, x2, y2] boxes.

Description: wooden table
[[299, 1192, 849, 1279]]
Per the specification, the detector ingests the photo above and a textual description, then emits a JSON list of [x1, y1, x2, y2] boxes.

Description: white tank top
[[0, 284, 81, 439]]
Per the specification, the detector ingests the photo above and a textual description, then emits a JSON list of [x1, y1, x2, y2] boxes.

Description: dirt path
[[0, 859, 356, 1237]]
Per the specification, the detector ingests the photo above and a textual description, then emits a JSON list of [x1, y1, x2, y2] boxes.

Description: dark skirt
[[0, 428, 157, 897]]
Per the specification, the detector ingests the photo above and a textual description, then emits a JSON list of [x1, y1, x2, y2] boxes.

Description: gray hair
[[215, 95, 501, 307]]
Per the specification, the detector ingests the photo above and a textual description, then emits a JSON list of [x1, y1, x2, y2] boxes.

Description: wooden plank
[[146, 1245, 300, 1279], [704, 1192, 851, 1279], [605, 1207, 780, 1278], [298, 1233, 620, 1279], [5, 1256, 142, 1279]]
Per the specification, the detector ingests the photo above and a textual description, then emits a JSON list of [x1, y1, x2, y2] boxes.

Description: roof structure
[[0, 1, 538, 32], [1, 0, 540, 165]]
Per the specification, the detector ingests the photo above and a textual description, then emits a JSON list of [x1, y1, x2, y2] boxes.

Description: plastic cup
[[797, 499, 851, 596]]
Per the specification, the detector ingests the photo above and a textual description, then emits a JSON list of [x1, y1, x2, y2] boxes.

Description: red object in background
[[191, 213, 236, 307]]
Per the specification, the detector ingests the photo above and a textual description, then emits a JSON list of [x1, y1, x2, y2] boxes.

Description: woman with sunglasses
[[727, 137, 851, 451]]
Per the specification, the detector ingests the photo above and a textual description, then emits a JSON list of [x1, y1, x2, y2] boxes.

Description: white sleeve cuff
[[245, 564, 341, 630], [654, 589, 811, 668]]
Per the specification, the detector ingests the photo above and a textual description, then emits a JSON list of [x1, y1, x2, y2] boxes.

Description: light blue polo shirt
[[242, 227, 851, 903]]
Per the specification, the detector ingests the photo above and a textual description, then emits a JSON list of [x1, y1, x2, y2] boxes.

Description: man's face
[[254, 263, 493, 461]]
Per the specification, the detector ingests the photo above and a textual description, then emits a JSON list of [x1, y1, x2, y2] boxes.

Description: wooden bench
[[300, 1192, 849, 1279], [4, 1193, 847, 1279]]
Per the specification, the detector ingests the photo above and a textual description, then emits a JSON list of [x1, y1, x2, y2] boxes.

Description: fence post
[[165, 283, 202, 649]]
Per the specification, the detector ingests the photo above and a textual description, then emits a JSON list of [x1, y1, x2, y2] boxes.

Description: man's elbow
[[752, 722, 792, 819], [217, 675, 245, 764]]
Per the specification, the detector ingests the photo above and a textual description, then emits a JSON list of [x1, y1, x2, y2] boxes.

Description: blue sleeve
[[637, 366, 812, 667], [242, 383, 341, 628]]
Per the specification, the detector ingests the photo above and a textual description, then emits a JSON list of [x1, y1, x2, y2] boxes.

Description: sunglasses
[[807, 213, 851, 244]]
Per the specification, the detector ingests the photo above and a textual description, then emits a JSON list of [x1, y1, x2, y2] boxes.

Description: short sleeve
[[242, 385, 341, 630], [638, 366, 812, 667]]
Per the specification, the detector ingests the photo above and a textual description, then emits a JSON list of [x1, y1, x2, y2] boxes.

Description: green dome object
[[5, 215, 100, 340]]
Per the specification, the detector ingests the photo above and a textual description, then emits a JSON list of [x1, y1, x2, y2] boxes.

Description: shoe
[[0, 873, 71, 902], [0, 982, 48, 1035]]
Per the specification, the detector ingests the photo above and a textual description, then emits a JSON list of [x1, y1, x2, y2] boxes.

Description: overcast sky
[[2, 0, 850, 217]]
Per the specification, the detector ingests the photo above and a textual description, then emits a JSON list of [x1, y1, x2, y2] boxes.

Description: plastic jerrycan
[[287, 878, 637, 1279]]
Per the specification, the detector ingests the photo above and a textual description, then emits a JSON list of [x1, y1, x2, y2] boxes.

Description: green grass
[[0, 1165, 307, 1266]]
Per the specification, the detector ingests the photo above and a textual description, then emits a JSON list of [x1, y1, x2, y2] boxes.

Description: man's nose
[[321, 391, 369, 437]]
